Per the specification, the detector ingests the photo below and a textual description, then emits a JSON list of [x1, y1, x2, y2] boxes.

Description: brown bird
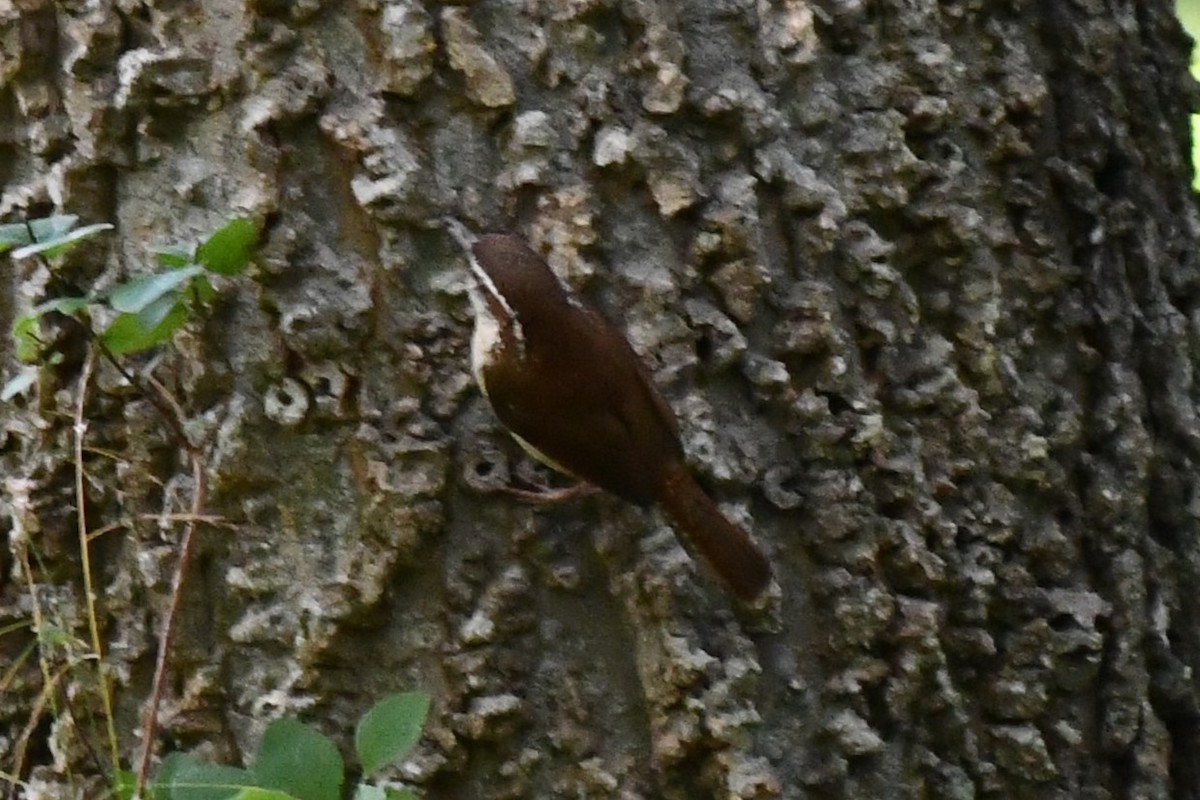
[[446, 220, 772, 601]]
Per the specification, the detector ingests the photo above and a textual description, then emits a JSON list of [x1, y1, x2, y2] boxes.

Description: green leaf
[[35, 622, 74, 649], [34, 295, 91, 317], [11, 223, 113, 260], [355, 692, 430, 778], [101, 302, 188, 355], [0, 222, 34, 253], [12, 314, 43, 363], [112, 769, 138, 800], [2, 368, 37, 401], [193, 275, 216, 304], [154, 243, 195, 268], [9, 297, 89, 365], [137, 291, 182, 330], [170, 758, 254, 800], [253, 719, 344, 800], [108, 266, 204, 313], [151, 752, 193, 800], [196, 218, 257, 276], [28, 215, 80, 241]]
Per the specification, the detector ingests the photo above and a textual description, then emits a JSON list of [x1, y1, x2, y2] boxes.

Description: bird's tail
[[657, 460, 772, 601]]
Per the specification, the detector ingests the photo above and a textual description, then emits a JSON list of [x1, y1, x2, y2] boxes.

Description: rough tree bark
[[2, 1, 1199, 799]]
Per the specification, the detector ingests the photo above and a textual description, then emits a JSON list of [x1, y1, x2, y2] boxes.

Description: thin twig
[[84, 521, 127, 543], [133, 448, 206, 799], [58, 676, 109, 785], [8, 664, 68, 799], [139, 512, 232, 526], [94, 337, 194, 452], [0, 638, 38, 800], [0, 639, 37, 710], [73, 348, 122, 776], [6, 537, 54, 800], [0, 618, 34, 638], [14, 542, 54, 708], [60, 312, 192, 455]]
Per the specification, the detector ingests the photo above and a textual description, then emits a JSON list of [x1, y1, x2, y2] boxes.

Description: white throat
[[467, 252, 524, 397]]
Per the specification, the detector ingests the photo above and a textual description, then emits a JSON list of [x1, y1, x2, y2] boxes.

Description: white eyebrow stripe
[[467, 253, 516, 318], [468, 251, 525, 352]]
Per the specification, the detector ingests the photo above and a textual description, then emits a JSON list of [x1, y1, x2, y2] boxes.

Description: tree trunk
[[3, 1, 1199, 798]]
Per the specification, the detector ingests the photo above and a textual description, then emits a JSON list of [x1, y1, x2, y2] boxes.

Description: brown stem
[[133, 448, 206, 799], [72, 330, 206, 798]]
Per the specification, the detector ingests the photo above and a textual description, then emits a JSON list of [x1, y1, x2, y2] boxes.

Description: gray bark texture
[[2, 1, 1200, 798]]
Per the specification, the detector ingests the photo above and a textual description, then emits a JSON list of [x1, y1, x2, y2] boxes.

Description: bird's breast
[[470, 306, 502, 398]]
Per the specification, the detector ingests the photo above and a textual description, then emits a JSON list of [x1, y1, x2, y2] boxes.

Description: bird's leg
[[496, 481, 601, 504], [487, 452, 603, 504]]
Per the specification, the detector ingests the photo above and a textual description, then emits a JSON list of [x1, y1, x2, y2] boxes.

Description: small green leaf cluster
[[115, 692, 431, 800], [2, 216, 257, 400]]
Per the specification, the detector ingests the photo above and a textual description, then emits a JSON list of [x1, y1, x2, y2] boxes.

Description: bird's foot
[[496, 481, 600, 504]]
